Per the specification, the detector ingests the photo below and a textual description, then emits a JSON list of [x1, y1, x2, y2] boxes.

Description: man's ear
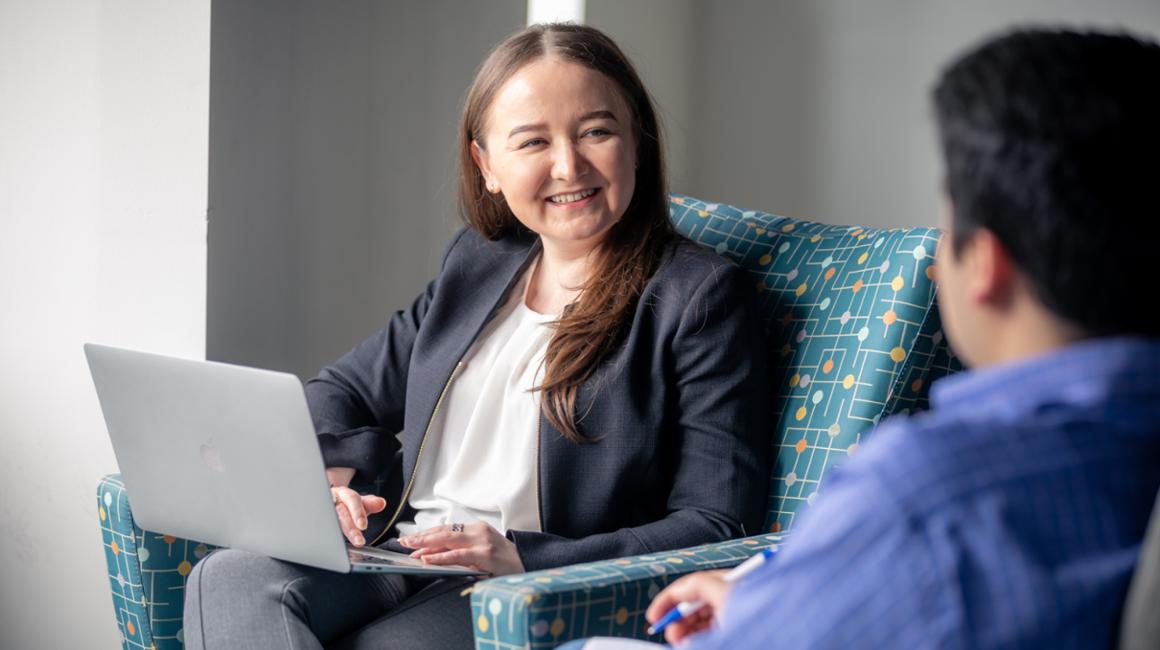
[[471, 141, 498, 193], [967, 228, 1016, 306]]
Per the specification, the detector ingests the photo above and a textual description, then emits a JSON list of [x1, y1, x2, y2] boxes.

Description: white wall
[[0, 1, 210, 648], [590, 0, 1160, 228]]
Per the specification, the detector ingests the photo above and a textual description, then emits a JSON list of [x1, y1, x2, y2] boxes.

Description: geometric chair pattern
[[468, 195, 962, 649], [94, 194, 960, 649], [98, 474, 216, 650]]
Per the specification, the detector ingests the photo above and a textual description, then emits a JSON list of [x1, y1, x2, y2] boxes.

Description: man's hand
[[399, 522, 524, 576], [645, 570, 734, 644]]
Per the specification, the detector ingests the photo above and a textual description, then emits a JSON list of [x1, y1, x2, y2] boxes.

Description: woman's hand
[[645, 570, 733, 644], [399, 522, 524, 576], [327, 467, 387, 547]]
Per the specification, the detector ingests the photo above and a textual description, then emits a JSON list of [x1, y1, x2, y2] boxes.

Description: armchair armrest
[[470, 533, 783, 650], [98, 473, 217, 650]]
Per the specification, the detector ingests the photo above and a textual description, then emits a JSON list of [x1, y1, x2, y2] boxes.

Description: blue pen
[[646, 546, 777, 636]]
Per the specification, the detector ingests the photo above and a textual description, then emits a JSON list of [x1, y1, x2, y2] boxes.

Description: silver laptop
[[84, 343, 484, 576]]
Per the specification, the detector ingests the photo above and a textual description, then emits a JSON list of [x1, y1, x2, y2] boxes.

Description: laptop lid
[[85, 343, 354, 572]]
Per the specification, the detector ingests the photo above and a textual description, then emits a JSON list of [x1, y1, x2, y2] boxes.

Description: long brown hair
[[458, 23, 677, 442]]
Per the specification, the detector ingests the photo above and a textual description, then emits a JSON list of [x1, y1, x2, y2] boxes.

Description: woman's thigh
[[329, 576, 477, 650], [184, 548, 411, 649]]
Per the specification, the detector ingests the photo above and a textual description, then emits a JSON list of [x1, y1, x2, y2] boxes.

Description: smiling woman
[[183, 22, 771, 650]]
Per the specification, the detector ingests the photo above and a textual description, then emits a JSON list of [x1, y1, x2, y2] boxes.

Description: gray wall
[[589, 0, 1160, 228], [209, 0, 1160, 376], [208, 0, 526, 378]]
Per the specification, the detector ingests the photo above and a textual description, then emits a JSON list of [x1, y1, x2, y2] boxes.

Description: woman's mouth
[[546, 188, 599, 206]]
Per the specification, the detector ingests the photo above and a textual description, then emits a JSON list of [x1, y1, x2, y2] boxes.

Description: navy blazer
[[305, 227, 771, 571]]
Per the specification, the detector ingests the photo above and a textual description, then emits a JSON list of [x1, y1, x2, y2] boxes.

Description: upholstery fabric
[[98, 474, 216, 649]]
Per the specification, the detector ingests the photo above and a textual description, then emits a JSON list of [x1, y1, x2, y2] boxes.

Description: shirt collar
[[931, 336, 1160, 422]]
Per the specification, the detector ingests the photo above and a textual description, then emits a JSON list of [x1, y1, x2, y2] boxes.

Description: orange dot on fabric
[[177, 560, 193, 577], [163, 535, 176, 545], [756, 228, 766, 235], [759, 254, 772, 266], [673, 197, 685, 204], [477, 615, 490, 632], [795, 406, 808, 421], [858, 234, 868, 240], [795, 282, 808, 297], [890, 347, 906, 363], [822, 359, 834, 374], [781, 343, 793, 357], [771, 521, 782, 533], [824, 267, 836, 281], [127, 621, 136, 636], [926, 264, 937, 281], [852, 279, 863, 293], [781, 223, 796, 233], [843, 374, 856, 389], [911, 378, 925, 392], [697, 210, 709, 218], [756, 281, 767, 293], [781, 312, 794, 325], [551, 618, 566, 636], [111, 539, 120, 556], [789, 373, 800, 387], [795, 438, 808, 454], [883, 310, 897, 325], [851, 228, 864, 237], [616, 607, 629, 625], [746, 222, 756, 228], [99, 506, 106, 522], [857, 252, 869, 264], [847, 443, 859, 455], [811, 235, 821, 243], [891, 275, 905, 292]]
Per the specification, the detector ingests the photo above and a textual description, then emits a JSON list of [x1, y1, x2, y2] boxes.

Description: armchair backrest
[[669, 195, 960, 534]]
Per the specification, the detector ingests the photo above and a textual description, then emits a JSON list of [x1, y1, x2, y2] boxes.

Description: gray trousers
[[183, 548, 476, 649]]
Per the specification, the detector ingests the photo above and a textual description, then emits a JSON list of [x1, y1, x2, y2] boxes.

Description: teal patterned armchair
[[96, 195, 959, 649]]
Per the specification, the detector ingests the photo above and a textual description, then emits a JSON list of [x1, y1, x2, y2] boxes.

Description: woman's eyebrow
[[507, 110, 619, 139]]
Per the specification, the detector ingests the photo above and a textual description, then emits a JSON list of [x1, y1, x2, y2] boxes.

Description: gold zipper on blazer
[[369, 360, 464, 546], [534, 415, 544, 532]]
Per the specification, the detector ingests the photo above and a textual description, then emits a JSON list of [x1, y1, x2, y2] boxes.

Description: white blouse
[[395, 259, 552, 536]]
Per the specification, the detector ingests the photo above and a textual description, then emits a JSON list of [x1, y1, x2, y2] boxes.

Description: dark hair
[[933, 28, 1160, 337], [457, 23, 677, 442]]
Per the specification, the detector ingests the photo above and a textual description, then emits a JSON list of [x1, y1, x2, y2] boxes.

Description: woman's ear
[[471, 140, 500, 193]]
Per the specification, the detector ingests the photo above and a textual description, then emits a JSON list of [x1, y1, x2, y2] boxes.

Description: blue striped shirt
[[693, 337, 1160, 649]]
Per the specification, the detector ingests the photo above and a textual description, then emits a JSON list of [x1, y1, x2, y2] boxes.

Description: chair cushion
[[669, 195, 959, 533]]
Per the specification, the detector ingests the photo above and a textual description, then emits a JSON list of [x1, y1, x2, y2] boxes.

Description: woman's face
[[472, 57, 637, 254]]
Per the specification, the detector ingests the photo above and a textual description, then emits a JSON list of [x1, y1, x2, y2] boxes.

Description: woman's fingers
[[361, 494, 388, 516], [399, 522, 523, 575], [400, 523, 477, 551], [416, 547, 479, 567], [332, 487, 367, 546]]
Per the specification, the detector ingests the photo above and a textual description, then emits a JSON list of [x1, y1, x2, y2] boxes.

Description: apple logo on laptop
[[200, 438, 226, 473]]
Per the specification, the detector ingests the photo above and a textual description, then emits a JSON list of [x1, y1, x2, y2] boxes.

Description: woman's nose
[[551, 141, 587, 181]]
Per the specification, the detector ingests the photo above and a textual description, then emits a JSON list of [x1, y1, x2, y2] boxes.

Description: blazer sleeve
[[304, 228, 467, 484], [508, 262, 772, 569]]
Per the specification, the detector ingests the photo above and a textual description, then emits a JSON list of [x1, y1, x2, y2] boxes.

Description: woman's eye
[[519, 138, 547, 149], [584, 128, 611, 138]]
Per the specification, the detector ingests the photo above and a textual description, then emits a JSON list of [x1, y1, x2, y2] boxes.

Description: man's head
[[932, 28, 1160, 367]]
